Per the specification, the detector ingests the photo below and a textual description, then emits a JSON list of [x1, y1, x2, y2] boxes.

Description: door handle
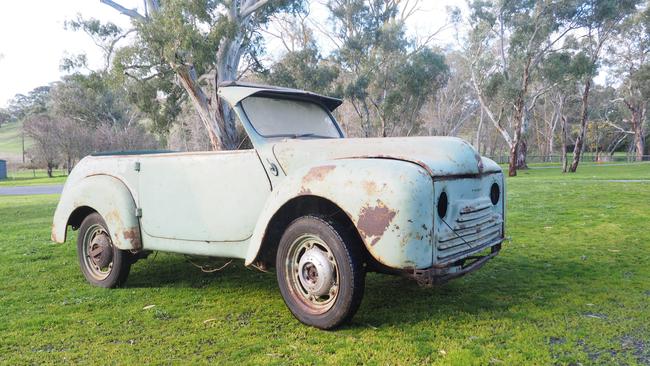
[[267, 159, 279, 176]]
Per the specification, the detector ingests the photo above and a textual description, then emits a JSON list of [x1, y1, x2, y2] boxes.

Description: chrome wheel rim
[[285, 234, 339, 314], [82, 224, 114, 281]]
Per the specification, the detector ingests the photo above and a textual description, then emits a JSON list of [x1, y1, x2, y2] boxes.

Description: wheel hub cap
[[89, 233, 113, 268], [298, 247, 334, 296]]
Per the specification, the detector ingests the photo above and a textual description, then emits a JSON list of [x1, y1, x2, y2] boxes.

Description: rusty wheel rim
[[285, 234, 339, 314], [82, 224, 114, 281]]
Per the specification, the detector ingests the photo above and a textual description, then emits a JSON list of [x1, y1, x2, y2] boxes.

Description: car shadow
[[124, 249, 613, 328], [352, 253, 613, 328], [125, 253, 278, 293]]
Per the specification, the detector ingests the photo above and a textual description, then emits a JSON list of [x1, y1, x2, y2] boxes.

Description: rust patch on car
[[123, 228, 142, 249], [302, 165, 336, 184], [104, 209, 120, 224], [362, 180, 387, 196], [362, 181, 379, 195], [357, 200, 397, 246]]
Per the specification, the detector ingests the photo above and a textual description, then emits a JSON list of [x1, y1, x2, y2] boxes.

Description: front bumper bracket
[[407, 244, 501, 287]]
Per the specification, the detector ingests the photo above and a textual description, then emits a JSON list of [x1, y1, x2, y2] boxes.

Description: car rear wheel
[[276, 215, 365, 329], [77, 212, 131, 288]]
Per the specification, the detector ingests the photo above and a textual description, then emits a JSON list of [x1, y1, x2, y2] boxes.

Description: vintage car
[[52, 82, 505, 329]]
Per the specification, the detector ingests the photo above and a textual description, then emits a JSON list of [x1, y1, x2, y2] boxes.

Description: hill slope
[[0, 120, 31, 163]]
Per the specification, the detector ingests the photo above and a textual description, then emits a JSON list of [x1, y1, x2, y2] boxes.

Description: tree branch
[[100, 0, 146, 20], [604, 121, 634, 134], [240, 0, 270, 18]]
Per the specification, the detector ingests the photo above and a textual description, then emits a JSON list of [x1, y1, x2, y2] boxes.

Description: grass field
[[0, 169, 68, 187], [1, 164, 649, 365], [0, 120, 31, 157]]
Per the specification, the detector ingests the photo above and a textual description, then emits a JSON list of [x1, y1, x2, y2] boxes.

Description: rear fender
[[51, 175, 141, 250]]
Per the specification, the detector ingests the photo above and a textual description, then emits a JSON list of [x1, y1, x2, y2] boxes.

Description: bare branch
[[604, 121, 635, 134], [100, 0, 146, 20], [469, 65, 513, 147], [240, 0, 270, 18]]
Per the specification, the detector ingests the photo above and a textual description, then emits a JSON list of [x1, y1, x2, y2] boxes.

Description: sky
[[0, 0, 461, 108]]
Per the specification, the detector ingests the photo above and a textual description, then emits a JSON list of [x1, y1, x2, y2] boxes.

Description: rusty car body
[[52, 82, 505, 329]]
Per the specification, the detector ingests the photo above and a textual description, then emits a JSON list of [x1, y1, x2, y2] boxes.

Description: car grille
[[436, 198, 503, 262]]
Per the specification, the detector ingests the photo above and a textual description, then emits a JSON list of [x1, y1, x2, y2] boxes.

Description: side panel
[[138, 150, 271, 242], [51, 175, 140, 250], [246, 159, 434, 269]]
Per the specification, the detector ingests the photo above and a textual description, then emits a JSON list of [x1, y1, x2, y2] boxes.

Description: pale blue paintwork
[[52, 83, 505, 271]]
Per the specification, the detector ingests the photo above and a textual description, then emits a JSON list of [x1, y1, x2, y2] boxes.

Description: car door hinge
[[134, 161, 141, 172], [135, 208, 142, 217]]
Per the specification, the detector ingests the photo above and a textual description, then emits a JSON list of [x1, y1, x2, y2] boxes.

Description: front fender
[[246, 158, 434, 269], [51, 175, 141, 250]]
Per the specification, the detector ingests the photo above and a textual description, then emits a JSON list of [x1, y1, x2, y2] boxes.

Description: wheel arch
[[249, 195, 370, 268], [67, 206, 97, 230], [51, 174, 142, 251]]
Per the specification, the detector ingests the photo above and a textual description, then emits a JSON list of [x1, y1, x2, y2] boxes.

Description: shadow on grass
[[126, 254, 277, 293], [124, 249, 610, 328]]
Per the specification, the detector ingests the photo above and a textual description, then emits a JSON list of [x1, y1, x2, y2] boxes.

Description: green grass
[[0, 169, 68, 187], [0, 120, 31, 156], [1, 164, 649, 365]]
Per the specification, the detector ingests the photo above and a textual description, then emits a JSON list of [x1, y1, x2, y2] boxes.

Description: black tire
[[276, 215, 365, 329], [77, 212, 131, 288]]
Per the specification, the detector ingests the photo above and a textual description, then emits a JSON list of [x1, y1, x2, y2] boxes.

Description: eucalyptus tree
[[264, 47, 339, 95], [7, 86, 51, 122], [466, 0, 584, 176], [49, 73, 138, 129], [326, 0, 449, 137], [0, 109, 10, 127], [537, 50, 593, 170], [606, 5, 649, 160], [421, 52, 476, 138], [102, 0, 304, 150], [262, 12, 339, 95], [568, 0, 640, 172]]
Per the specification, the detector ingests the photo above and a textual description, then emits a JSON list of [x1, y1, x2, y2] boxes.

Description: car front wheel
[[276, 216, 365, 329], [77, 212, 131, 288]]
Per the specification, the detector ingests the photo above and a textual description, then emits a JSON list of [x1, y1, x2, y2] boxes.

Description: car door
[[138, 150, 271, 242]]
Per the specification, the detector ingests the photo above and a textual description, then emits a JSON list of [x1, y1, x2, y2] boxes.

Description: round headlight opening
[[437, 192, 448, 218], [490, 183, 500, 205]]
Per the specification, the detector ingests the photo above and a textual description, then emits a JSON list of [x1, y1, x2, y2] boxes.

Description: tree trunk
[[175, 66, 224, 150], [101, 0, 263, 151], [475, 108, 484, 150], [516, 137, 528, 169], [508, 60, 532, 176], [508, 142, 518, 177], [569, 79, 591, 172], [561, 115, 568, 172], [47, 164, 53, 178], [629, 104, 646, 161], [510, 95, 525, 177], [549, 94, 564, 161]]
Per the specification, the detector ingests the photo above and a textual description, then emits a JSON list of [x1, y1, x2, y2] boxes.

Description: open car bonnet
[[272, 136, 501, 177]]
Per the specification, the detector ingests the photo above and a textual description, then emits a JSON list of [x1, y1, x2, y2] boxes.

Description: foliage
[[13, 76, 159, 173], [326, 0, 449, 137], [263, 47, 339, 95], [22, 114, 60, 177], [100, 0, 306, 150]]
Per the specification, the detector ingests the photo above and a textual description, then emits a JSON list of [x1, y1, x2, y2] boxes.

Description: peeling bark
[[561, 115, 568, 172], [570, 79, 591, 172]]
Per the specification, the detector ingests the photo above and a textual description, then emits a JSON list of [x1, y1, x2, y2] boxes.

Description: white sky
[[0, 0, 461, 108]]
